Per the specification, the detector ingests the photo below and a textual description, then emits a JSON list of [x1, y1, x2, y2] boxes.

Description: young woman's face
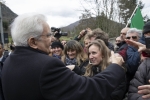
[[88, 45, 102, 65], [67, 49, 77, 59], [52, 47, 63, 56]]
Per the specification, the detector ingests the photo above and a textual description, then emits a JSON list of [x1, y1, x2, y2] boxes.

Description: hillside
[[1, 3, 124, 38], [61, 21, 79, 32]]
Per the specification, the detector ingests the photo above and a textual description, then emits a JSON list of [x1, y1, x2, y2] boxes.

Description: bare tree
[[77, 0, 124, 37]]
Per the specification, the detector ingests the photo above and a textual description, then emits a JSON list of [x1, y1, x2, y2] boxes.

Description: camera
[[51, 27, 68, 39], [83, 30, 87, 35], [145, 37, 150, 49]]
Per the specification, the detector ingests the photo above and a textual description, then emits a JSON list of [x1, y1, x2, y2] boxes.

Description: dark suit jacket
[[2, 46, 125, 100]]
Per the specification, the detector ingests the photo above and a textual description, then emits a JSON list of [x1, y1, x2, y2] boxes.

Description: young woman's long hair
[[84, 39, 111, 77], [61, 40, 88, 66]]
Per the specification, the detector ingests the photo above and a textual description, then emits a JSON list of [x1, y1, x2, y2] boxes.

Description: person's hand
[[86, 27, 92, 33], [125, 39, 146, 52], [79, 30, 87, 37], [111, 52, 124, 66], [78, 28, 92, 39], [138, 80, 150, 99], [66, 65, 75, 71], [61, 40, 67, 46]]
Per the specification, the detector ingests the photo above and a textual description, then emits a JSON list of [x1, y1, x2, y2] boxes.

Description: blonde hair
[[61, 40, 88, 66], [84, 39, 111, 77]]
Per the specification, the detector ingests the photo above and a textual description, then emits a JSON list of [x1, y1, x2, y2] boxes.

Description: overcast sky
[[4, 0, 150, 28]]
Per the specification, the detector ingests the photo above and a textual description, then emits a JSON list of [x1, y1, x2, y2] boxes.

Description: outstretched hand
[[66, 65, 75, 71], [125, 39, 146, 52], [111, 51, 124, 66], [138, 80, 150, 99]]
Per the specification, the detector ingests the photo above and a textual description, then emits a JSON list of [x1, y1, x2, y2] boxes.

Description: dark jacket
[[2, 46, 125, 100], [0, 52, 8, 100], [122, 45, 141, 95], [128, 58, 150, 100], [91, 66, 127, 100], [0, 62, 4, 100], [126, 45, 141, 82], [108, 42, 114, 51], [72, 59, 89, 75], [116, 41, 128, 61], [139, 35, 145, 44]]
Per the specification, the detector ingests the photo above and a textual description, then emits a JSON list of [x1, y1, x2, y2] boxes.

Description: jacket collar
[[14, 46, 48, 55]]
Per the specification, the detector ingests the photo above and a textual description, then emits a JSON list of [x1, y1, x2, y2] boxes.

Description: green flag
[[130, 7, 144, 30]]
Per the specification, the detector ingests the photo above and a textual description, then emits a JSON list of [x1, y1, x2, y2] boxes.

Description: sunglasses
[[126, 36, 137, 39]]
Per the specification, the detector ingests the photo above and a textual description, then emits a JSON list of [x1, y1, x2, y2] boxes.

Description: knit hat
[[143, 21, 150, 34], [51, 41, 64, 50]]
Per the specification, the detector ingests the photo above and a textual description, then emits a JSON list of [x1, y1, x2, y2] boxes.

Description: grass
[[60, 36, 72, 41]]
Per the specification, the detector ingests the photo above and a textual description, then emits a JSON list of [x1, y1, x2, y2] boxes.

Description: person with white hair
[[125, 28, 142, 94], [2, 13, 125, 100]]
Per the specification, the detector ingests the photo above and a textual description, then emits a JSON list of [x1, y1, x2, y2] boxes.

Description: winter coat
[[92, 66, 127, 100], [2, 46, 125, 100], [128, 58, 150, 100]]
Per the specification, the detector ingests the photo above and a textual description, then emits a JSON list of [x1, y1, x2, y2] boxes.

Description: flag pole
[[126, 4, 139, 27]]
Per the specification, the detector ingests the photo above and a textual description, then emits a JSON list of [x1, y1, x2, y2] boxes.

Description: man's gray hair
[[126, 28, 142, 38], [10, 13, 47, 46]]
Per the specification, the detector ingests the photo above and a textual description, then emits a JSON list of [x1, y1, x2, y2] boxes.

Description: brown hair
[[84, 39, 111, 77], [61, 40, 88, 66]]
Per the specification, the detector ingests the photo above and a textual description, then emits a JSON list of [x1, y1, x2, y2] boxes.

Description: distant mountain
[[61, 20, 79, 32], [1, 4, 79, 33]]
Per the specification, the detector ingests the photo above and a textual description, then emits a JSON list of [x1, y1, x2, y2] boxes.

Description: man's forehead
[[116, 37, 121, 40], [128, 32, 138, 36], [121, 28, 129, 32]]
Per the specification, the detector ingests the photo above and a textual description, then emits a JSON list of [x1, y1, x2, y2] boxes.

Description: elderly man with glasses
[[1, 13, 126, 100], [124, 28, 142, 94]]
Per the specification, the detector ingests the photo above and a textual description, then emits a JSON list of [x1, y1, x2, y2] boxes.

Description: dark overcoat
[[2, 46, 125, 100]]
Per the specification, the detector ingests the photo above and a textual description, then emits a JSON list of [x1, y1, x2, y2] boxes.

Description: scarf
[[52, 54, 61, 59], [65, 56, 77, 66], [92, 65, 102, 76]]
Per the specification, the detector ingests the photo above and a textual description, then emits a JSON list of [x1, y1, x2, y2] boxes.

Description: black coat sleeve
[[72, 65, 81, 75], [40, 57, 125, 100], [72, 60, 88, 75]]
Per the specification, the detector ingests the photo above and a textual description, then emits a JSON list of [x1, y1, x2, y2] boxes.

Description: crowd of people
[[0, 13, 150, 100]]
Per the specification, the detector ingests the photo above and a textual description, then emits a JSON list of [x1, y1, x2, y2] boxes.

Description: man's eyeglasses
[[126, 36, 137, 39], [38, 33, 53, 38], [120, 33, 126, 35]]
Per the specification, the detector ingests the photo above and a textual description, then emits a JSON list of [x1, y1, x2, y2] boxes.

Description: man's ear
[[27, 37, 38, 49]]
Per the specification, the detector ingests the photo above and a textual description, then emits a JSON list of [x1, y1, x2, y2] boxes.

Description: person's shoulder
[[108, 42, 114, 46], [40, 54, 59, 61], [143, 58, 150, 65], [138, 58, 150, 72], [40, 55, 65, 67], [127, 45, 138, 50]]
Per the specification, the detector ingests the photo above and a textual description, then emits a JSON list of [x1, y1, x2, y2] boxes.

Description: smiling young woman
[[84, 39, 127, 100], [61, 40, 88, 75]]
